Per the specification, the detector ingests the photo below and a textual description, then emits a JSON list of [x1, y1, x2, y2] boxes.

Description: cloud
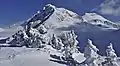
[[93, 0, 120, 16]]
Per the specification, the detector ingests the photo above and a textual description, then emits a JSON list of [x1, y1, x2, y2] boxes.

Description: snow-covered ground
[[0, 47, 120, 66], [0, 47, 86, 66], [0, 47, 66, 66]]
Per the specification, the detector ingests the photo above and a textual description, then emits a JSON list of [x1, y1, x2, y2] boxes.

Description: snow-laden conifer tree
[[57, 30, 80, 66], [50, 34, 64, 50], [104, 43, 119, 66], [83, 39, 99, 66], [61, 30, 79, 54]]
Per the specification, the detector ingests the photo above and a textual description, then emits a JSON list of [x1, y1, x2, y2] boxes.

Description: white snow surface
[[0, 47, 120, 66], [0, 47, 66, 66], [0, 47, 86, 66]]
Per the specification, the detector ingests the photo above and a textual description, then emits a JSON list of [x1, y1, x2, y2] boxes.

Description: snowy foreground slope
[[0, 47, 66, 66], [0, 47, 85, 66], [0, 4, 120, 66]]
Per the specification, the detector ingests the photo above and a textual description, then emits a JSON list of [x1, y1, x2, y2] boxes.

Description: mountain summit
[[24, 4, 120, 30]]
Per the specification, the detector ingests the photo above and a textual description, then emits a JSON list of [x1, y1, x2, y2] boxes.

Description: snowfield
[[0, 47, 85, 66], [0, 47, 120, 66], [0, 47, 66, 66]]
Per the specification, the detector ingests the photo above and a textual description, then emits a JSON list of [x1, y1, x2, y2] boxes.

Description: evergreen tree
[[105, 43, 118, 66], [50, 34, 64, 50], [61, 30, 79, 54], [84, 39, 99, 66]]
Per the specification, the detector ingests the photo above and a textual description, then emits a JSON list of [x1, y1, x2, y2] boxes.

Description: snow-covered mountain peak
[[82, 12, 120, 29], [42, 4, 82, 22], [43, 4, 80, 19], [43, 4, 56, 10], [55, 8, 82, 22], [25, 4, 82, 30], [26, 4, 120, 30]]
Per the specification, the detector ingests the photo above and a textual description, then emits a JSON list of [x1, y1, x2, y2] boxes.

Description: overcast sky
[[0, 0, 120, 27]]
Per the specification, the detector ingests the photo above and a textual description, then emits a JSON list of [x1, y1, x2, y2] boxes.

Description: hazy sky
[[0, 0, 120, 27]]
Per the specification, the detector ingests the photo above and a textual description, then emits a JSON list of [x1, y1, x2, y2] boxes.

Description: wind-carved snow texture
[[0, 4, 120, 66]]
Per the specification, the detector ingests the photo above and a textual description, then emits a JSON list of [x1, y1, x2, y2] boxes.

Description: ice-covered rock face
[[25, 4, 55, 28]]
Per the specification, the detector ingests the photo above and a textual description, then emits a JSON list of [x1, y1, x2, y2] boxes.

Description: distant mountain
[[82, 13, 120, 29]]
